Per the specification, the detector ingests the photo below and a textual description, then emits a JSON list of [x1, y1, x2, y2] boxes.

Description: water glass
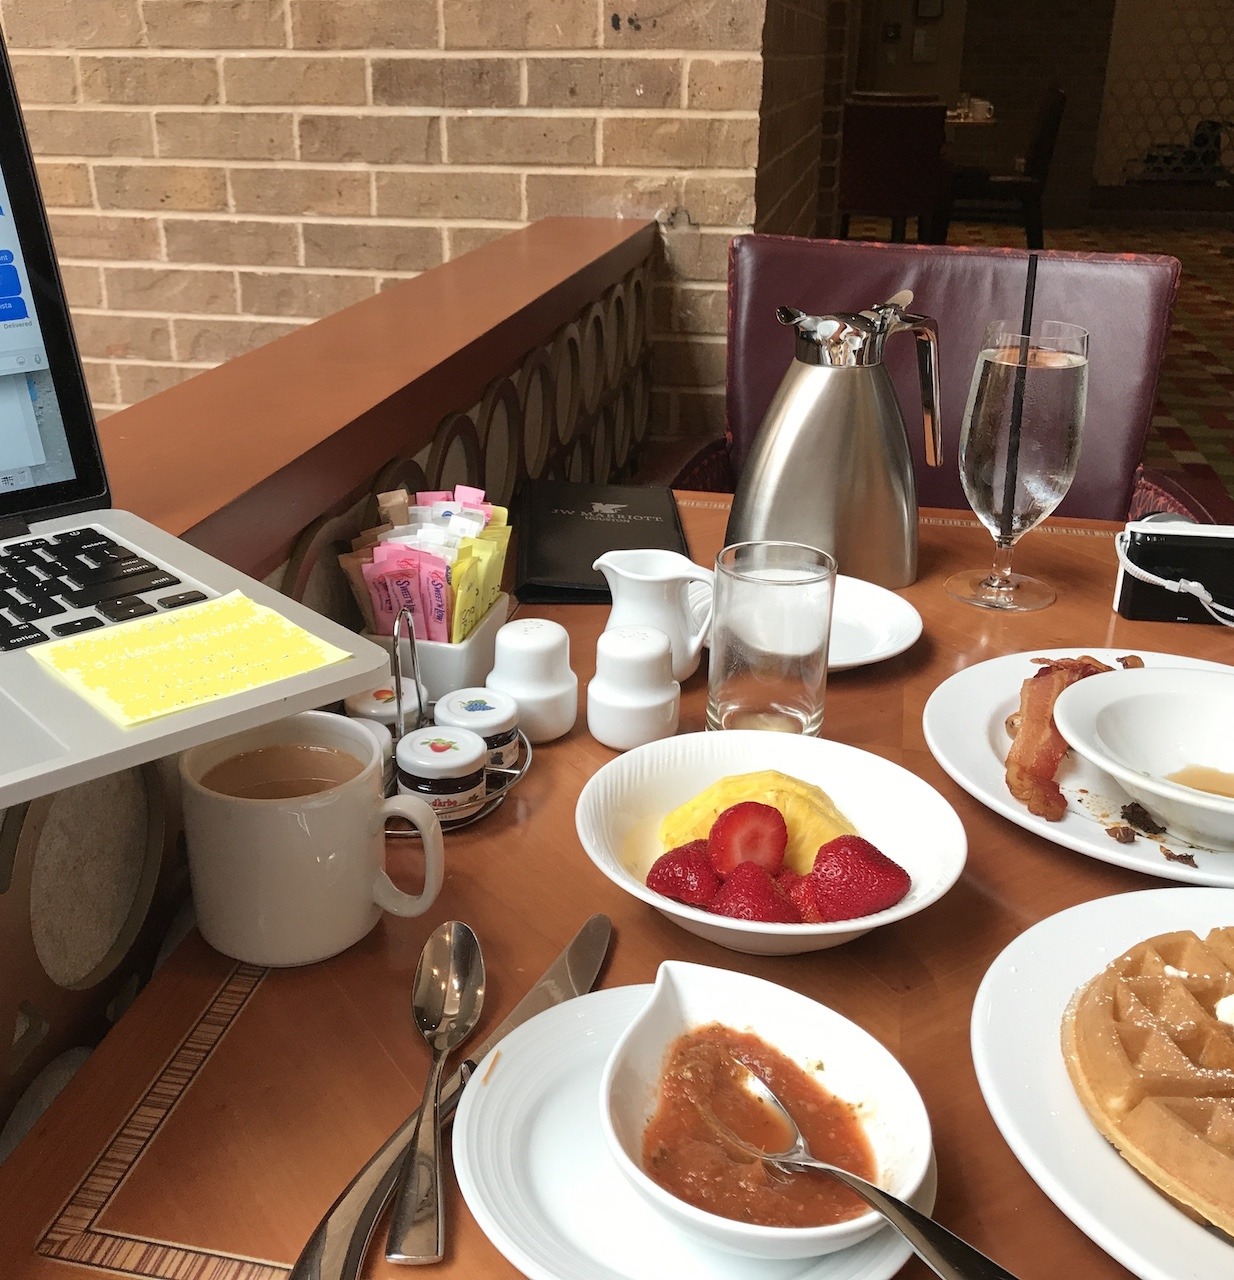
[[706, 541, 835, 735]]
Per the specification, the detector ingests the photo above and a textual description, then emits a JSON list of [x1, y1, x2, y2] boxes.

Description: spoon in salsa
[[700, 1061, 1023, 1280]]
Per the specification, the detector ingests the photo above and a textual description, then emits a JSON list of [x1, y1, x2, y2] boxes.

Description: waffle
[[1061, 928, 1234, 1235]]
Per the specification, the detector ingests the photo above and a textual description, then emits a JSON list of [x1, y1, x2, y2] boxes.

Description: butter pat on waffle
[[1061, 928, 1234, 1235]]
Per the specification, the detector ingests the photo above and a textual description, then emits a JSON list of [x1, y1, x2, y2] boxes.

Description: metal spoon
[[384, 921, 485, 1264], [700, 1061, 1022, 1280]]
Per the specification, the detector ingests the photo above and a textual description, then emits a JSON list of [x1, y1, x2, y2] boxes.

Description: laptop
[[0, 32, 387, 808]]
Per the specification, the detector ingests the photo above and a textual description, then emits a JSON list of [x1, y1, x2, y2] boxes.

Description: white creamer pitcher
[[593, 549, 713, 681]]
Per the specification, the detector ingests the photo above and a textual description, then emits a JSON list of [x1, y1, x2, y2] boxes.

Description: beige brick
[[446, 225, 518, 259], [687, 58, 762, 110], [224, 57, 367, 106], [105, 266, 238, 314], [36, 162, 92, 208], [238, 270, 376, 317], [682, 174, 756, 226], [375, 171, 521, 220], [73, 312, 174, 362], [673, 388, 726, 435], [526, 57, 682, 109], [50, 212, 160, 260], [525, 172, 678, 220], [603, 2, 763, 52], [156, 112, 296, 161], [24, 109, 155, 157], [659, 226, 730, 282], [82, 359, 119, 406], [291, 1, 436, 50], [372, 58, 519, 109], [164, 217, 299, 266], [652, 282, 726, 334], [603, 117, 757, 168], [302, 223, 443, 272], [94, 163, 228, 212], [173, 316, 304, 363], [299, 114, 440, 164], [81, 57, 219, 106], [117, 363, 202, 402], [61, 264, 105, 310], [9, 55, 78, 104], [652, 335, 726, 387], [441, 0, 597, 50], [448, 117, 594, 166], [230, 167, 370, 217], [143, 0, 287, 48], [1, 1, 143, 48]]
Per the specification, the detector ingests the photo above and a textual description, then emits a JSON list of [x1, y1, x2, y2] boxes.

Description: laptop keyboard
[[0, 526, 210, 651]]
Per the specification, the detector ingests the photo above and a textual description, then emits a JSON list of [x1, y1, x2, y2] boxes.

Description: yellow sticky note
[[32, 590, 350, 726]]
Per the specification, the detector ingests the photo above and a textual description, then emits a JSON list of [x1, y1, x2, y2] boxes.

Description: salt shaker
[[485, 618, 577, 744], [587, 625, 680, 751]]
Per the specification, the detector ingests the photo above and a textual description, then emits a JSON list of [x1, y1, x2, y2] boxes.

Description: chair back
[[726, 235, 1181, 520], [837, 100, 949, 218], [1024, 88, 1067, 186]]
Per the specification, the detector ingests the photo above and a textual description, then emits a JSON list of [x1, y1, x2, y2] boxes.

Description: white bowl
[[1053, 666, 1234, 848], [599, 961, 932, 1260], [574, 730, 966, 955]]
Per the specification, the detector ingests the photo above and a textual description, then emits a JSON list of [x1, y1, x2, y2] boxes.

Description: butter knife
[[288, 913, 613, 1280]]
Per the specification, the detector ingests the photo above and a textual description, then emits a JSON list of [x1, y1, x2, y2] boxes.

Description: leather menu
[[514, 480, 688, 603]]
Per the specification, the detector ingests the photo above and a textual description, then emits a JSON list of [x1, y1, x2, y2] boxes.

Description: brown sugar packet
[[377, 488, 411, 527], [338, 547, 378, 633]]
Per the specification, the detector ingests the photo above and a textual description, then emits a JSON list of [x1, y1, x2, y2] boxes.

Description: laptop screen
[[0, 33, 109, 528]]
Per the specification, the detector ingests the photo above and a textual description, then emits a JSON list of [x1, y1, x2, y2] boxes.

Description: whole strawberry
[[708, 801, 788, 877], [709, 860, 802, 924], [810, 835, 910, 922], [776, 868, 825, 924], [646, 841, 721, 907]]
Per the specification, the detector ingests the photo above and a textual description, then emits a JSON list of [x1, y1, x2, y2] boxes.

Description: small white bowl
[[574, 730, 966, 955], [1053, 666, 1234, 848], [599, 961, 932, 1260]]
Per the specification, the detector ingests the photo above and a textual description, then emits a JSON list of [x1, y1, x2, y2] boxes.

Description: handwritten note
[[32, 590, 350, 726]]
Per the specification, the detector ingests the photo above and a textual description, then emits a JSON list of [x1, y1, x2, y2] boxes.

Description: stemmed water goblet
[[945, 319, 1088, 611]]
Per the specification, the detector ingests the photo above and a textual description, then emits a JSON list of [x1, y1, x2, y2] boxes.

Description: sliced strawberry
[[707, 801, 788, 877], [709, 861, 801, 924], [809, 835, 911, 922], [645, 841, 721, 907], [776, 868, 825, 924]]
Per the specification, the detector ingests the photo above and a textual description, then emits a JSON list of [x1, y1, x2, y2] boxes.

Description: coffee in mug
[[180, 711, 444, 966]]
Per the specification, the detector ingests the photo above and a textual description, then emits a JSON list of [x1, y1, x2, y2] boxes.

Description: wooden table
[[1, 495, 1230, 1280]]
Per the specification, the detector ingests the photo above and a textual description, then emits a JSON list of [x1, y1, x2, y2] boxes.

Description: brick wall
[[2, 0, 838, 450]]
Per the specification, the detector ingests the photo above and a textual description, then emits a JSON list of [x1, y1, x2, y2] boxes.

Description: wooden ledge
[[100, 217, 658, 577]]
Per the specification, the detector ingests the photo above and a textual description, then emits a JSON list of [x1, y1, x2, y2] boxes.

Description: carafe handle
[[905, 314, 943, 468]]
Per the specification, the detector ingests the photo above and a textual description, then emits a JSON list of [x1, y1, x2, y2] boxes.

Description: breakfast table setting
[[1, 487, 1231, 1280]]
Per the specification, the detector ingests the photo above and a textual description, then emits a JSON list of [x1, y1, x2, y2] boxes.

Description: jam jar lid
[[344, 676, 425, 726], [396, 726, 488, 780], [433, 687, 518, 738]]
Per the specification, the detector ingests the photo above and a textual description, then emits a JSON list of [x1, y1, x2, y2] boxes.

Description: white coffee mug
[[180, 711, 444, 966]]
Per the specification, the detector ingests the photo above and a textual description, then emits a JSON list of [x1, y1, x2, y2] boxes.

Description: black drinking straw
[[998, 253, 1039, 541]]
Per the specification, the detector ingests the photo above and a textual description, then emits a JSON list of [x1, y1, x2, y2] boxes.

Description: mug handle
[[371, 794, 445, 917], [683, 566, 714, 662]]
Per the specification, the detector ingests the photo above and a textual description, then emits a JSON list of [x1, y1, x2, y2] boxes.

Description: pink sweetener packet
[[418, 552, 451, 642], [383, 568, 425, 638], [454, 484, 486, 505], [416, 490, 453, 506], [361, 560, 397, 635]]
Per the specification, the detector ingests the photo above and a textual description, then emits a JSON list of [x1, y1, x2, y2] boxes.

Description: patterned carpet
[[945, 219, 1234, 521]]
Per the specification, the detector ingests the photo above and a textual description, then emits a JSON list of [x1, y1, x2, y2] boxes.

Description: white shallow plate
[[971, 887, 1234, 1280], [922, 648, 1234, 886], [688, 576, 922, 671], [454, 986, 938, 1280]]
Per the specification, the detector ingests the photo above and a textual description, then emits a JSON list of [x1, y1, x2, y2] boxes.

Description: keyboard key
[[62, 569, 180, 609], [50, 616, 106, 637], [0, 622, 47, 649], [157, 590, 208, 610], [58, 556, 157, 588], [97, 596, 158, 622], [8, 596, 65, 622]]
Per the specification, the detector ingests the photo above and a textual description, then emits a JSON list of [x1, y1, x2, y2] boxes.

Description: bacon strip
[[1005, 656, 1114, 821]]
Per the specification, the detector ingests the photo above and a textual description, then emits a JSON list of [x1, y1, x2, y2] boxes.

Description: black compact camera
[[1114, 519, 1234, 623]]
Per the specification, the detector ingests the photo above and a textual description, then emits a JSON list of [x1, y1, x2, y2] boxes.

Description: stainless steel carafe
[[725, 291, 942, 589]]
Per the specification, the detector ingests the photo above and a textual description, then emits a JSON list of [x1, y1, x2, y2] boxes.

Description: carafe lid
[[778, 290, 921, 366]]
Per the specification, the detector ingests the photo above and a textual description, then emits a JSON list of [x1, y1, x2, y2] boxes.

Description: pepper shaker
[[485, 618, 577, 744], [587, 625, 680, 751]]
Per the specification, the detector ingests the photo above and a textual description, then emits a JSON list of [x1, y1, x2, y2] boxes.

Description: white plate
[[454, 986, 938, 1280], [971, 886, 1234, 1280], [922, 648, 1234, 886], [688, 576, 922, 671]]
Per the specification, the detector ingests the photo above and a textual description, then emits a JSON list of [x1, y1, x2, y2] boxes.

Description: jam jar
[[395, 726, 488, 814], [432, 687, 520, 768]]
